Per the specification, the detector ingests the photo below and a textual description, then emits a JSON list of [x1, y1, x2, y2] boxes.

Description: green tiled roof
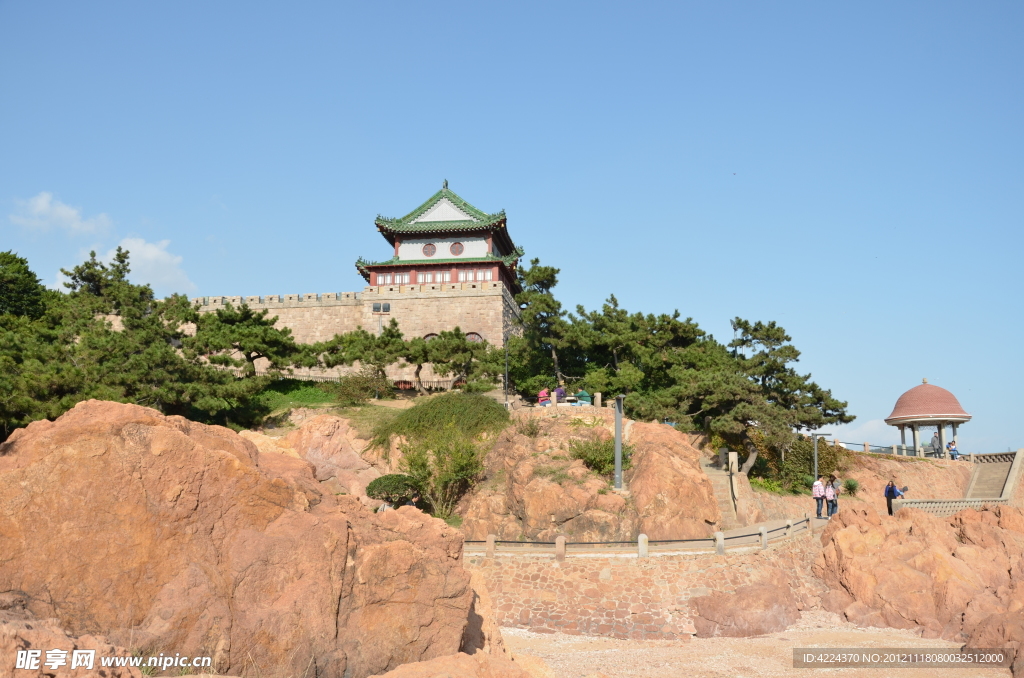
[[380, 187, 493, 226]]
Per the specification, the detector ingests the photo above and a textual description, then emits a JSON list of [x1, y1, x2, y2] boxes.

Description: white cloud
[[10, 192, 113, 234], [109, 238, 197, 296]]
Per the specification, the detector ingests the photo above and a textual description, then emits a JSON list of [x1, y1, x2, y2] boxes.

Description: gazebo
[[884, 379, 972, 457]]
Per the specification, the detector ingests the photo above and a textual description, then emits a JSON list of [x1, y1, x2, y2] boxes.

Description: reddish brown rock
[[461, 571, 509, 658], [689, 577, 800, 637], [0, 401, 473, 678], [459, 411, 719, 542], [369, 653, 531, 678], [813, 504, 1024, 645], [966, 611, 1024, 678]]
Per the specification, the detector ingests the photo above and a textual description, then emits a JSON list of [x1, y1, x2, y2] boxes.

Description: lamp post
[[614, 394, 625, 490], [811, 432, 833, 482]]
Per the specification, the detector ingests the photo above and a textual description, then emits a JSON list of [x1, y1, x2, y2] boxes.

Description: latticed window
[[422, 243, 436, 257], [395, 272, 410, 284], [457, 270, 471, 282], [450, 242, 464, 256], [477, 269, 492, 281], [438, 271, 451, 282], [466, 332, 483, 342], [417, 272, 433, 283], [377, 273, 392, 285]]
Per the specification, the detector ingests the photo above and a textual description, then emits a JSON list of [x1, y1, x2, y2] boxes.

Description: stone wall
[[464, 536, 823, 641], [191, 283, 520, 381]]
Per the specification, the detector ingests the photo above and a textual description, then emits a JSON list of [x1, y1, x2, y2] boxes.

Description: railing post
[[864, 442, 870, 454], [891, 445, 897, 456], [486, 534, 496, 558], [555, 535, 566, 562], [785, 519, 793, 537], [759, 526, 768, 549], [637, 533, 649, 558], [714, 531, 725, 555]]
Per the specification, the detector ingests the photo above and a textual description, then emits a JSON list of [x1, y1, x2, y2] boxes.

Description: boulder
[[813, 504, 1024, 645], [369, 653, 531, 678], [461, 571, 509, 658], [689, 578, 800, 637], [459, 411, 720, 542], [0, 400, 473, 678]]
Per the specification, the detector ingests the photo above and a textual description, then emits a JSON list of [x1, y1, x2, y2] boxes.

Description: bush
[[843, 478, 860, 497], [400, 429, 483, 519], [318, 367, 392, 406], [516, 417, 541, 438], [370, 392, 509, 449], [749, 476, 783, 493], [253, 379, 336, 412], [568, 438, 633, 477], [366, 474, 419, 504]]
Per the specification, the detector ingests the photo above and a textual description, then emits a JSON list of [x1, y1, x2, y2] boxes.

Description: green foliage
[[0, 251, 46, 319], [184, 302, 310, 377], [568, 437, 633, 477], [253, 379, 336, 412], [370, 392, 509, 450], [515, 417, 541, 437], [317, 366, 392, 406], [318, 319, 407, 380], [749, 476, 783, 493], [399, 428, 482, 519], [0, 249, 271, 441], [757, 435, 851, 491], [366, 474, 419, 503], [843, 478, 860, 496]]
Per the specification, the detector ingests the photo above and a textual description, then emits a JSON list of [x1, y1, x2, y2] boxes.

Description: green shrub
[[843, 478, 860, 497], [516, 417, 542, 438], [400, 428, 483, 519], [318, 367, 392, 406], [568, 438, 633, 477], [370, 392, 509, 449], [749, 476, 783, 493], [253, 378, 335, 412], [366, 474, 419, 504]]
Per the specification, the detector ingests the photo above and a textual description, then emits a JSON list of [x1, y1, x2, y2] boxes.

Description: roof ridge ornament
[[923, 378, 928, 384], [443, 179, 448, 190]]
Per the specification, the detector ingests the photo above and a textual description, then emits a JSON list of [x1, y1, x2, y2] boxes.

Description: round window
[[449, 242, 464, 256], [465, 332, 483, 343], [422, 243, 436, 257]]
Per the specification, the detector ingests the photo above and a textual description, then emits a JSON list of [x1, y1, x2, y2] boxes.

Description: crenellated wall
[[191, 283, 521, 381]]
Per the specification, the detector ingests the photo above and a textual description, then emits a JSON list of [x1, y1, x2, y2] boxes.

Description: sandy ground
[[503, 611, 1012, 678]]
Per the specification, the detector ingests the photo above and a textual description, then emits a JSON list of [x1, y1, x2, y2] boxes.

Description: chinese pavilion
[[356, 183, 524, 294]]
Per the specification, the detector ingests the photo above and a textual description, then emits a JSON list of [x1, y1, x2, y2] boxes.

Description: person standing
[[884, 480, 904, 516], [824, 476, 838, 518], [812, 475, 826, 518], [930, 431, 942, 457]]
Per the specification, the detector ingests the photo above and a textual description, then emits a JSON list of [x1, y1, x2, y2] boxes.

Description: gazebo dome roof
[[885, 380, 972, 425]]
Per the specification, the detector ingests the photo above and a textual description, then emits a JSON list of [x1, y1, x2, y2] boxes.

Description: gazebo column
[[900, 425, 906, 447], [912, 425, 921, 456], [938, 423, 948, 459], [952, 423, 959, 444]]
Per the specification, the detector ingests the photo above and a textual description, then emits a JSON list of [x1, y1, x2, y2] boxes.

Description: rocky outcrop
[[461, 571, 509, 658], [0, 595, 142, 678], [459, 411, 719, 542], [369, 653, 531, 678], [813, 504, 1024, 670], [0, 400, 473, 678], [689, 578, 800, 637]]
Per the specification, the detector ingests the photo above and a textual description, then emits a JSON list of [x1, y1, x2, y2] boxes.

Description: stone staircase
[[701, 459, 741, 530], [896, 450, 1021, 516]]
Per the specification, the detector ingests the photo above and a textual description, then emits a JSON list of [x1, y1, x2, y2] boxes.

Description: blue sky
[[2, 2, 1021, 451]]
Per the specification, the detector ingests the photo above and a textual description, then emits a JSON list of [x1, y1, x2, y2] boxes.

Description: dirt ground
[[504, 611, 1012, 678]]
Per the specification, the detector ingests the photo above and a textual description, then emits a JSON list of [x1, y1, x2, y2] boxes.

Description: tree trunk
[[739, 435, 759, 475], [551, 345, 562, 383], [414, 363, 427, 396]]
